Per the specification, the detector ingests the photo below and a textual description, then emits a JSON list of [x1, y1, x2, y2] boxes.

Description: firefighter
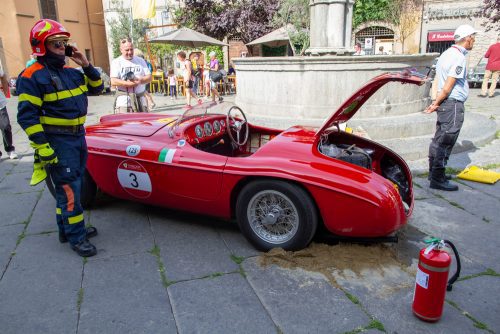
[[16, 19, 103, 257]]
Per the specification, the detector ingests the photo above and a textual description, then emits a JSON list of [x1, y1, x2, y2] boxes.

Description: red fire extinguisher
[[412, 238, 461, 322]]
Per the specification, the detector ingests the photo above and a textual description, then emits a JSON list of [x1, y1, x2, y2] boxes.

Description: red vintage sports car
[[47, 70, 427, 251]]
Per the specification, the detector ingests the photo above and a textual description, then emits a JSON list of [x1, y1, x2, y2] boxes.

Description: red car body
[[84, 71, 426, 250]]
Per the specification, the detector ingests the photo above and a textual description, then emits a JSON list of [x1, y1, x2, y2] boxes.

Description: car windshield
[[168, 101, 228, 137]]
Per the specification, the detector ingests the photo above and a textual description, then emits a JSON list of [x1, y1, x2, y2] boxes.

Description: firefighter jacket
[[17, 61, 103, 144]]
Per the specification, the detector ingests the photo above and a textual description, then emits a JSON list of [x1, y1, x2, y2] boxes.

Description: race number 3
[[117, 160, 152, 198]]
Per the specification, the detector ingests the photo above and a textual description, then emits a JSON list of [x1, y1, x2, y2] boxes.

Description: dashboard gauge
[[213, 120, 221, 133], [195, 125, 204, 138], [204, 122, 213, 136], [220, 120, 225, 127]]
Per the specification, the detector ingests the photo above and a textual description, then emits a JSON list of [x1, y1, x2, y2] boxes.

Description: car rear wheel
[[236, 180, 318, 251], [46, 168, 97, 209]]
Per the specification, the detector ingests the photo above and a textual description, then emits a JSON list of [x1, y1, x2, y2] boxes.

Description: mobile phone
[[65, 45, 74, 57]]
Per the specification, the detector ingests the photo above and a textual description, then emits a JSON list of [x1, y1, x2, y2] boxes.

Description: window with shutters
[[39, 0, 58, 21]]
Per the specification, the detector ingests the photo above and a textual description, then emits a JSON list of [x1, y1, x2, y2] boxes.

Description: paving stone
[[333, 266, 483, 334], [409, 198, 500, 273], [168, 273, 276, 334], [447, 275, 500, 333], [150, 210, 239, 282], [243, 258, 370, 334], [412, 178, 436, 200], [87, 201, 154, 260], [0, 159, 16, 180], [0, 171, 44, 193], [0, 224, 24, 273], [217, 223, 261, 258], [11, 154, 36, 173], [25, 188, 57, 234], [0, 234, 81, 333], [0, 191, 40, 226], [427, 184, 500, 223], [79, 252, 176, 334], [456, 179, 500, 200]]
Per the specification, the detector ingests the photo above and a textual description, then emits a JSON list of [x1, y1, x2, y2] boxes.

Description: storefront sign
[[427, 31, 454, 42], [365, 38, 373, 49], [425, 7, 482, 20]]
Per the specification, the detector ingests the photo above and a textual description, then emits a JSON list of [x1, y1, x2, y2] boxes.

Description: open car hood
[[316, 70, 428, 136]]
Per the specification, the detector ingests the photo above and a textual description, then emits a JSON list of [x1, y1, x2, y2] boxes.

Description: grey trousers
[[0, 107, 15, 154], [428, 99, 465, 170]]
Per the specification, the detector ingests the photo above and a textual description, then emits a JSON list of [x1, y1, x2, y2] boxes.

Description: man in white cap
[[424, 24, 479, 191]]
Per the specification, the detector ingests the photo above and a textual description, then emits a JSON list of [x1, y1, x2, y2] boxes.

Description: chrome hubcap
[[247, 190, 299, 244]]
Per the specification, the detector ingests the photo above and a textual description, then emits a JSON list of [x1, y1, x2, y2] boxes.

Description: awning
[[246, 26, 291, 47], [427, 31, 454, 42]]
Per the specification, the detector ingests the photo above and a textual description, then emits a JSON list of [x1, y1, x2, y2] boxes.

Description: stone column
[[306, 0, 355, 55]]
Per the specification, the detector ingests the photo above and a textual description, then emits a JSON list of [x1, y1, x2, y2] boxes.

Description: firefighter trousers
[[428, 99, 465, 171], [46, 133, 87, 245]]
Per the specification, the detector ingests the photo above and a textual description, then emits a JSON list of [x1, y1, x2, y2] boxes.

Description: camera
[[124, 71, 136, 81], [64, 45, 74, 57]]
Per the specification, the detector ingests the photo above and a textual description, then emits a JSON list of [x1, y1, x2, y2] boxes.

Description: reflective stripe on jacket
[[16, 61, 103, 144]]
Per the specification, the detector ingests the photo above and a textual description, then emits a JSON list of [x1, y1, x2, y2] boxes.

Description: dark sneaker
[[71, 239, 97, 257], [218, 97, 224, 103], [59, 227, 98, 243], [477, 94, 486, 98]]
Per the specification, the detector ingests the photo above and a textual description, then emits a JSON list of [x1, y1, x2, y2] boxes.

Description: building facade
[[420, 0, 499, 67], [0, 0, 109, 78]]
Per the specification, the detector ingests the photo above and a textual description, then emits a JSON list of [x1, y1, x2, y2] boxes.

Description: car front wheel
[[45, 168, 97, 209], [236, 180, 318, 251]]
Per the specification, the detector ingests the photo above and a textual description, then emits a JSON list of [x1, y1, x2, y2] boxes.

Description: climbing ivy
[[353, 0, 392, 28]]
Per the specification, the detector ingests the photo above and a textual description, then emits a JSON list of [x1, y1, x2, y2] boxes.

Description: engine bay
[[318, 131, 412, 211]]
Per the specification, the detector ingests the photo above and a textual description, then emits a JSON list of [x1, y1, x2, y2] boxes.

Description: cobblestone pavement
[[0, 90, 499, 334]]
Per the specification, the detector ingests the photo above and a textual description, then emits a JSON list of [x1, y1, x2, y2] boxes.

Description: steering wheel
[[226, 106, 249, 146]]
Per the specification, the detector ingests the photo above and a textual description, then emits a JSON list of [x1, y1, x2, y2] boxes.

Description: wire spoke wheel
[[247, 190, 299, 244]]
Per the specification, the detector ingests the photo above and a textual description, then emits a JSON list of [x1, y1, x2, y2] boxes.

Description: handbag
[[209, 70, 223, 82]]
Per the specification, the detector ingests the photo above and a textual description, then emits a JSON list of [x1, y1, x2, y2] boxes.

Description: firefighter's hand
[[37, 143, 59, 164], [69, 46, 90, 68]]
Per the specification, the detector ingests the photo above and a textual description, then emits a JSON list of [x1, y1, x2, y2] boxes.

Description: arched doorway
[[355, 26, 395, 55]]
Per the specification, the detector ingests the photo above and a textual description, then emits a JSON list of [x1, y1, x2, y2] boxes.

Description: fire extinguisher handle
[[444, 239, 461, 291]]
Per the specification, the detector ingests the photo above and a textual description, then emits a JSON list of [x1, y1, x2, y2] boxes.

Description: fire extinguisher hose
[[444, 240, 461, 291]]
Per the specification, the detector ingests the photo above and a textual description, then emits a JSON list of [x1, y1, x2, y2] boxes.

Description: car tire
[[236, 179, 318, 251], [45, 168, 97, 209]]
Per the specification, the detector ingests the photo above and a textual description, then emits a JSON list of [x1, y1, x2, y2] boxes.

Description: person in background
[[353, 43, 365, 55], [26, 55, 37, 68], [228, 63, 236, 75], [167, 68, 177, 100], [134, 49, 156, 109], [191, 53, 201, 95], [203, 64, 211, 100], [208, 51, 223, 103], [110, 38, 152, 112], [378, 46, 387, 55], [424, 24, 479, 191], [0, 67, 18, 160], [479, 36, 500, 98], [177, 51, 201, 109]]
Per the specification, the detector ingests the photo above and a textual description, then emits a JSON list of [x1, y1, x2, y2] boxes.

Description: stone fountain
[[232, 0, 496, 160]]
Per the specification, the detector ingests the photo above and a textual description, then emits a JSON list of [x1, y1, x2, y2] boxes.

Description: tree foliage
[[272, 0, 310, 55], [482, 0, 500, 31], [107, 0, 150, 58], [353, 0, 392, 28], [386, 0, 420, 53], [175, 0, 279, 44]]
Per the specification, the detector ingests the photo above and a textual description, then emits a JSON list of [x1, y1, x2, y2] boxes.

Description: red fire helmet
[[29, 19, 70, 56]]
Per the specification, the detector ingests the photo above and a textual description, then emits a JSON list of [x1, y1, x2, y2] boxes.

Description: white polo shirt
[[435, 45, 469, 102]]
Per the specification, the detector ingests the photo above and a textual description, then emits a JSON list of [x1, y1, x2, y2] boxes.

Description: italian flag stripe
[[158, 148, 176, 163]]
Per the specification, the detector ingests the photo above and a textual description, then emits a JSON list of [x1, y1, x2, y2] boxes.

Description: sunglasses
[[49, 40, 69, 48], [121, 38, 132, 44]]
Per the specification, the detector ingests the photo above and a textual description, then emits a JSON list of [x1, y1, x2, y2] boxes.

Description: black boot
[[430, 168, 458, 191], [427, 158, 452, 180], [59, 226, 98, 243], [71, 239, 97, 257]]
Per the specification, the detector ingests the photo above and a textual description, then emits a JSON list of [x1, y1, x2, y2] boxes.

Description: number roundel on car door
[[117, 160, 152, 198]]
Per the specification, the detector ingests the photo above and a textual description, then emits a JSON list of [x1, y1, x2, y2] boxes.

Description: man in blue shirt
[[424, 24, 479, 191]]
